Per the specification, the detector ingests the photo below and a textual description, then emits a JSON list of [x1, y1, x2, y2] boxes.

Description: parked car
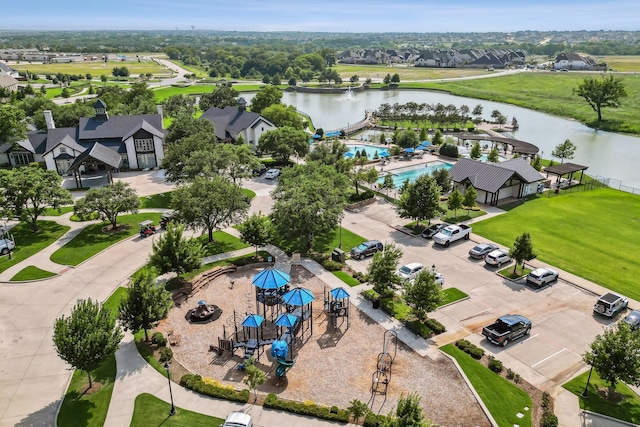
[[398, 263, 424, 282], [421, 222, 450, 239], [432, 224, 472, 247], [0, 238, 15, 255], [623, 310, 640, 328], [252, 165, 267, 177], [468, 243, 499, 259], [265, 169, 281, 179], [221, 411, 253, 427], [350, 240, 383, 260], [593, 292, 628, 318], [526, 267, 559, 287], [484, 249, 511, 267], [482, 314, 532, 347]]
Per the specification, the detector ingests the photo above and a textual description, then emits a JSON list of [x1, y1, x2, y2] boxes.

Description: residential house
[[554, 53, 600, 70], [199, 98, 276, 148], [449, 158, 545, 206], [0, 99, 165, 175]]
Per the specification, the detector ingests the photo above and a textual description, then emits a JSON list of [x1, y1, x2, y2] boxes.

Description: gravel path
[[161, 266, 490, 427]]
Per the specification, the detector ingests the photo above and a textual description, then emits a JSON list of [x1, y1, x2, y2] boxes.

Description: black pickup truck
[[482, 314, 532, 347]]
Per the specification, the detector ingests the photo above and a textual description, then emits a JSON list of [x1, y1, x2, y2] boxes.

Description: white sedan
[[265, 169, 281, 179], [398, 263, 444, 286]]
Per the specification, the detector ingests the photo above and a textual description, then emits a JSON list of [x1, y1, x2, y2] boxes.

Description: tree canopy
[[573, 74, 627, 122], [551, 139, 577, 164], [258, 127, 310, 162], [0, 104, 28, 144], [53, 298, 123, 389], [403, 270, 443, 322], [198, 84, 239, 112], [509, 232, 536, 274], [250, 85, 282, 114], [149, 222, 204, 276], [261, 103, 304, 129], [237, 212, 274, 257], [396, 174, 442, 226], [74, 181, 139, 229], [0, 165, 73, 232], [367, 242, 403, 298]]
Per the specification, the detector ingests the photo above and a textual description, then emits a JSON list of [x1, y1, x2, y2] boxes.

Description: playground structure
[[323, 286, 351, 330], [371, 330, 398, 396]]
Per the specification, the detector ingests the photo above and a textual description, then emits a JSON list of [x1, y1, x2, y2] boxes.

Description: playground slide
[[275, 357, 295, 378]]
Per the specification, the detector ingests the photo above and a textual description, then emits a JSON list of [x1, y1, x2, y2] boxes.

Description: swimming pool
[[345, 144, 389, 160], [378, 161, 452, 188]]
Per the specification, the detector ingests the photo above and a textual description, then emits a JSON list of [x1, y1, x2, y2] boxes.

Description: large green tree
[[0, 104, 28, 143], [0, 166, 73, 232], [431, 168, 451, 194], [74, 181, 139, 230], [163, 94, 197, 118], [584, 321, 640, 399], [53, 298, 123, 389], [509, 232, 536, 274], [403, 270, 443, 322], [172, 176, 249, 242], [182, 143, 262, 184], [396, 130, 419, 149], [349, 158, 379, 196], [367, 242, 403, 298], [573, 74, 627, 122], [198, 84, 239, 112], [237, 212, 274, 257], [149, 222, 204, 276], [470, 142, 482, 160], [250, 85, 282, 114], [258, 127, 310, 162], [396, 174, 442, 226], [462, 185, 477, 215], [551, 139, 577, 164], [447, 188, 464, 219], [306, 140, 350, 174], [261, 104, 304, 129], [118, 269, 174, 342], [270, 162, 348, 255]]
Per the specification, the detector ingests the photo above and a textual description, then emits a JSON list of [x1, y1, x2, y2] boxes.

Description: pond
[[259, 90, 640, 189]]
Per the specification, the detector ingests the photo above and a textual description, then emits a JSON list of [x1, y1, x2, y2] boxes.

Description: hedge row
[[180, 374, 249, 403], [455, 339, 485, 360], [264, 393, 350, 422]]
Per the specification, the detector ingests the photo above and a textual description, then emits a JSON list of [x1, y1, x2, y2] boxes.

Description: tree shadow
[[14, 399, 66, 427]]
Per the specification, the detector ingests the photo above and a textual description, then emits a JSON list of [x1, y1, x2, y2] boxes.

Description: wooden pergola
[[543, 163, 589, 187]]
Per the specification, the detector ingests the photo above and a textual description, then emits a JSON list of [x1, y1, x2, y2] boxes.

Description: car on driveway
[[421, 222, 450, 239], [468, 243, 499, 259], [265, 169, 281, 179], [526, 267, 559, 287], [350, 240, 383, 260], [624, 310, 640, 328], [221, 411, 253, 427], [485, 249, 511, 267], [252, 165, 267, 177]]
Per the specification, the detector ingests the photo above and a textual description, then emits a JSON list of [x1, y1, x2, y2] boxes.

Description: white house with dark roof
[[449, 158, 545, 206], [554, 53, 599, 70], [199, 97, 276, 148], [0, 99, 165, 175]]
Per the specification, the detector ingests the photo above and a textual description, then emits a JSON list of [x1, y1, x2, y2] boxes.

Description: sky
[[3, 0, 640, 32]]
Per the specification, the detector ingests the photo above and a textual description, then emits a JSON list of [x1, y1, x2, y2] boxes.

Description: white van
[[0, 238, 15, 255]]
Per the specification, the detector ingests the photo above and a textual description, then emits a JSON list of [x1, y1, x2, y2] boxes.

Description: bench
[[172, 265, 237, 305]]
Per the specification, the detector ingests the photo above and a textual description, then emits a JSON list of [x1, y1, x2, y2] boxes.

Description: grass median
[[130, 393, 224, 426]]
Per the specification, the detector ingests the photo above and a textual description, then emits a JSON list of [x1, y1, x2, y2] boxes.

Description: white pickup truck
[[433, 224, 472, 247]]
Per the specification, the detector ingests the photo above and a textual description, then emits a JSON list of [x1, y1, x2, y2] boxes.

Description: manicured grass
[[440, 287, 469, 305], [102, 286, 128, 316], [563, 370, 640, 424], [139, 191, 174, 209], [134, 329, 167, 378], [242, 188, 256, 199], [419, 72, 640, 134], [275, 226, 367, 255], [12, 60, 168, 77], [43, 206, 74, 216], [50, 213, 162, 266], [332, 271, 360, 287], [0, 221, 70, 274], [441, 343, 532, 427], [180, 250, 272, 282], [334, 64, 488, 81], [130, 393, 224, 427], [471, 188, 640, 301], [499, 265, 532, 280], [152, 85, 213, 101], [196, 231, 250, 257], [10, 265, 56, 281]]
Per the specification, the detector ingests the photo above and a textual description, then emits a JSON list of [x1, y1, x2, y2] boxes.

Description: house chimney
[[238, 97, 247, 112], [156, 104, 163, 118], [43, 110, 56, 129]]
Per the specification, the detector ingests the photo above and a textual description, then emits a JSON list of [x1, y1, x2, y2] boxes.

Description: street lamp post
[[339, 217, 343, 249], [581, 350, 598, 398], [164, 362, 177, 415]]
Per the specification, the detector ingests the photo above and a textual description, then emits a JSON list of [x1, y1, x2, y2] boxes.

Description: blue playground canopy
[[275, 313, 298, 328], [330, 287, 350, 299], [241, 314, 264, 328], [252, 268, 290, 290], [282, 287, 315, 306]]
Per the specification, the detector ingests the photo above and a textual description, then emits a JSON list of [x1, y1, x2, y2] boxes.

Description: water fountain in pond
[[341, 86, 357, 101]]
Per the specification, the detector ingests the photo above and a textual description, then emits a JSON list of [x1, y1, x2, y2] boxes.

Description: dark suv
[[350, 240, 383, 260]]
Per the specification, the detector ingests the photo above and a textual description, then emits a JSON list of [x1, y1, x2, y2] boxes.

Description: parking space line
[[531, 349, 565, 368]]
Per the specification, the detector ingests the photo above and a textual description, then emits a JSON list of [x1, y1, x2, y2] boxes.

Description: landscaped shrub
[[454, 339, 484, 359], [455, 339, 472, 352], [348, 189, 375, 204], [158, 346, 173, 362], [263, 393, 350, 422], [423, 318, 446, 335], [151, 332, 167, 347], [352, 271, 368, 283], [180, 374, 249, 403], [469, 346, 484, 360], [439, 143, 459, 158], [363, 411, 389, 426], [541, 391, 551, 409], [541, 411, 558, 427], [488, 357, 503, 373]]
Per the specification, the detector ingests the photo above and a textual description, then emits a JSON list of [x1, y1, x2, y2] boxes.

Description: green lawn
[[57, 288, 125, 427], [50, 213, 162, 266], [274, 226, 367, 255], [441, 344, 532, 427], [139, 191, 174, 209], [0, 221, 70, 274], [43, 206, 74, 216], [242, 188, 256, 199], [102, 287, 128, 316], [130, 393, 224, 427], [471, 188, 640, 301], [563, 370, 640, 424], [332, 271, 360, 287], [134, 329, 168, 378], [10, 265, 56, 281], [418, 72, 640, 134], [363, 287, 468, 321], [440, 287, 469, 305], [197, 231, 250, 257]]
